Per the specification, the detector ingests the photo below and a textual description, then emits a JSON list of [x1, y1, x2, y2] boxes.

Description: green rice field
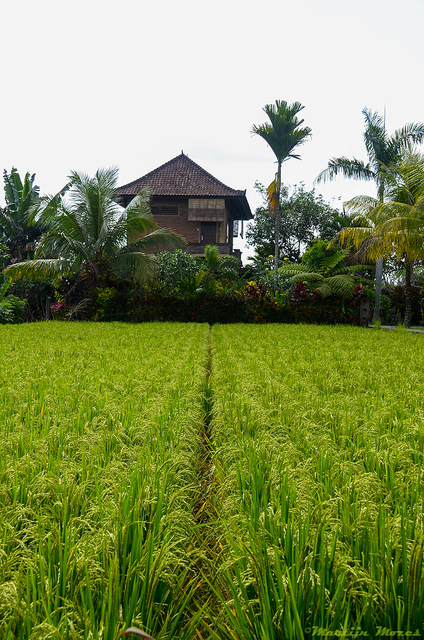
[[1, 323, 424, 640]]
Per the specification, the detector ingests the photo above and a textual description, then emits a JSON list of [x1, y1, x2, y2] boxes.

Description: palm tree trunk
[[273, 161, 282, 287], [404, 261, 413, 328], [372, 257, 383, 322], [372, 180, 386, 324]]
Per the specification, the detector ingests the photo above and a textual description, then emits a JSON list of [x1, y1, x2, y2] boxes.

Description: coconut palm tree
[[252, 100, 311, 284], [4, 167, 186, 285], [337, 153, 424, 327], [316, 108, 424, 320]]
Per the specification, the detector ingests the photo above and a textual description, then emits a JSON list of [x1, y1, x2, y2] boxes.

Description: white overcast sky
[[2, 0, 424, 260]]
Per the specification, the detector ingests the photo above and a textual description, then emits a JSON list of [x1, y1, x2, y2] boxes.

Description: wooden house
[[117, 153, 252, 258]]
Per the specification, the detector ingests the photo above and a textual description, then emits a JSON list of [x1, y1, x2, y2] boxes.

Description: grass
[[1, 322, 424, 639]]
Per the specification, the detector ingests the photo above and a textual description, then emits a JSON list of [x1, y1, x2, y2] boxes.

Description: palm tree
[[338, 153, 424, 327], [316, 107, 424, 321], [0, 168, 42, 265], [4, 167, 186, 286], [252, 100, 311, 284]]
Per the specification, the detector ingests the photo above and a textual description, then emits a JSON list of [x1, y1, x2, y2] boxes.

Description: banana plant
[[0, 168, 42, 264]]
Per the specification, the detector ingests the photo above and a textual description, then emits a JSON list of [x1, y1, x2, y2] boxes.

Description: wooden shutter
[[188, 199, 225, 221]]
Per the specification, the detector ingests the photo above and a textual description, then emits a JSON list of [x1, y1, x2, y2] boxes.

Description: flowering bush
[[50, 300, 66, 314]]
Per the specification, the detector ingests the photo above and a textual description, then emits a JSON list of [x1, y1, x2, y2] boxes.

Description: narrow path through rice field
[[190, 326, 221, 638]]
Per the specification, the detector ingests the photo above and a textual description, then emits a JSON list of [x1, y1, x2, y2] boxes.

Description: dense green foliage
[[0, 294, 26, 324], [154, 250, 201, 294], [4, 168, 186, 286], [246, 184, 344, 264], [0, 276, 27, 323]]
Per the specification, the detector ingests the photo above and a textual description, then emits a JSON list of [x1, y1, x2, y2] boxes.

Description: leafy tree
[[246, 183, 345, 264], [252, 100, 311, 284], [154, 246, 241, 297], [339, 153, 424, 326], [316, 107, 424, 320], [0, 168, 42, 265], [4, 167, 186, 286]]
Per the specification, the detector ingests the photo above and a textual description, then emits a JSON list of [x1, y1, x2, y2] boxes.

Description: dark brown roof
[[117, 153, 252, 219]]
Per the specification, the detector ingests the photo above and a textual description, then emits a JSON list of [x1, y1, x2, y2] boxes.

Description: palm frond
[[252, 100, 311, 163], [125, 211, 158, 238], [279, 264, 324, 283], [0, 276, 12, 300], [319, 249, 351, 273], [110, 252, 157, 283], [4, 259, 71, 282], [333, 226, 374, 251], [389, 122, 424, 157], [267, 179, 279, 213], [125, 228, 187, 255], [316, 157, 375, 184]]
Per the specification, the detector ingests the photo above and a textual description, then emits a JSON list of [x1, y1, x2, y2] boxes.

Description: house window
[[151, 205, 178, 215]]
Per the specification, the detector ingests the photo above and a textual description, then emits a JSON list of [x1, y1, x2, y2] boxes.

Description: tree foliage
[[4, 167, 186, 286], [154, 246, 241, 297], [337, 153, 424, 326], [155, 250, 201, 294], [316, 107, 424, 320], [246, 183, 345, 264]]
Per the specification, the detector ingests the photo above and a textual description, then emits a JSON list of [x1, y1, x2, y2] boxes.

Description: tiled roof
[[117, 153, 247, 198]]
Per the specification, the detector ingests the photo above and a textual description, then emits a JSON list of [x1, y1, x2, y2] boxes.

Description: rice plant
[[209, 324, 424, 640], [3, 322, 424, 640], [0, 322, 208, 640]]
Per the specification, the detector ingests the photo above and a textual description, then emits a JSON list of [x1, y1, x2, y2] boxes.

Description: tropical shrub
[[8, 279, 55, 322], [279, 239, 369, 298], [0, 276, 27, 323], [0, 294, 27, 324], [95, 286, 129, 321], [154, 250, 202, 294]]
